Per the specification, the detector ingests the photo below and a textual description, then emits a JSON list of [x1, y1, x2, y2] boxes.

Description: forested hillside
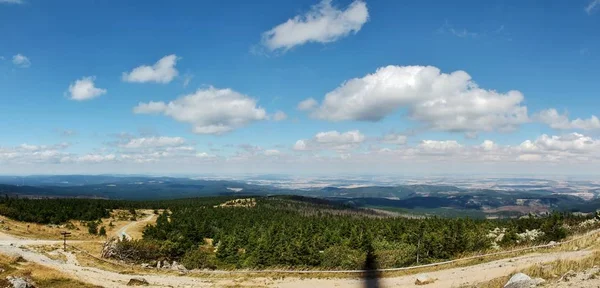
[[0, 195, 597, 270], [129, 197, 597, 270]]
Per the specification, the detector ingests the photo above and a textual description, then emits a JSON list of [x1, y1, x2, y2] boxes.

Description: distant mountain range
[[0, 175, 598, 217]]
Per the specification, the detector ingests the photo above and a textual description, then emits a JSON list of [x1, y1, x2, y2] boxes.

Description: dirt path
[[0, 231, 592, 288], [114, 213, 154, 240], [274, 250, 592, 288], [0, 215, 596, 287]]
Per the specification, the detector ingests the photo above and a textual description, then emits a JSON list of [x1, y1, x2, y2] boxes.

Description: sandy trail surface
[[274, 250, 592, 288], [114, 213, 155, 240], [0, 229, 592, 288], [0, 215, 595, 287]]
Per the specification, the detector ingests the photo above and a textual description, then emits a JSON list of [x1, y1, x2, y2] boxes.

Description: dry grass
[[70, 241, 104, 256], [24, 244, 68, 262], [524, 251, 600, 279], [0, 216, 96, 240], [463, 276, 510, 288], [73, 249, 141, 274], [466, 251, 600, 288], [127, 212, 157, 240], [0, 252, 100, 288], [0, 209, 155, 241]]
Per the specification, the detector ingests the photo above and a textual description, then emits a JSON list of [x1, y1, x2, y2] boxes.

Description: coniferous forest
[[0, 195, 597, 270]]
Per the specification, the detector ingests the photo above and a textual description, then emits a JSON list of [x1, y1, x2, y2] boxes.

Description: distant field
[[368, 205, 487, 218]]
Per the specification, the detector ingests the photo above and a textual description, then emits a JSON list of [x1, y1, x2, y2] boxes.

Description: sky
[[1, 0, 600, 176]]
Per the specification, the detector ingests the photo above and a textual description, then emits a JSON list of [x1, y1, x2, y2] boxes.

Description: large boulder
[[127, 277, 149, 286], [6, 276, 35, 288], [415, 274, 436, 285], [504, 273, 545, 288]]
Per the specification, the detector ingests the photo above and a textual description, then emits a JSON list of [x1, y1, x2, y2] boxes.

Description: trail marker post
[[60, 231, 71, 250]]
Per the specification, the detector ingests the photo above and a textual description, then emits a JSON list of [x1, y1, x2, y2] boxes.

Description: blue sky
[[1, 0, 600, 175]]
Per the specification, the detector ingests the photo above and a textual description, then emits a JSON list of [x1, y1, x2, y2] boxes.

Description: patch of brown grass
[[73, 250, 138, 274], [0, 209, 156, 241], [523, 251, 600, 280], [0, 252, 99, 288], [25, 244, 67, 262], [468, 251, 600, 288]]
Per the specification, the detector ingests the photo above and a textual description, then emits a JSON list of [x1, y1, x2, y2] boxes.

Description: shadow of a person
[[362, 241, 381, 288]]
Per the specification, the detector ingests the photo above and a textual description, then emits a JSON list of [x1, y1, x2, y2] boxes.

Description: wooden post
[[60, 231, 71, 250]]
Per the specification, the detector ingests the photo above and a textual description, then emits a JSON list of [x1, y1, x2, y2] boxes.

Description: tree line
[[0, 195, 596, 270]]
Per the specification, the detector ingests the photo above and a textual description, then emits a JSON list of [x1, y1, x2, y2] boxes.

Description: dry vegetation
[[215, 198, 257, 208], [0, 209, 153, 240], [465, 244, 600, 287], [0, 253, 100, 288], [24, 244, 68, 262]]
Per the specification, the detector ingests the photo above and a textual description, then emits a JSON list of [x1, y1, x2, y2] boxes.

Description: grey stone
[[415, 274, 436, 285], [504, 273, 544, 288], [6, 276, 35, 288], [127, 277, 149, 286]]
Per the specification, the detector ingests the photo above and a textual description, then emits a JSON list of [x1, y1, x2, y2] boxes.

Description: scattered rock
[[548, 241, 557, 246], [171, 261, 186, 271], [6, 276, 35, 288], [140, 263, 150, 268], [161, 261, 171, 269], [572, 246, 579, 251], [415, 274, 436, 285], [531, 278, 545, 286], [559, 270, 577, 282], [504, 273, 544, 288], [127, 277, 149, 286], [156, 261, 161, 269]]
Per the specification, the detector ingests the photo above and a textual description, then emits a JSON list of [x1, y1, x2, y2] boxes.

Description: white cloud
[[120, 136, 186, 149], [315, 130, 364, 143], [262, 0, 368, 51], [480, 140, 497, 151], [586, 0, 600, 14], [132, 101, 167, 114], [294, 130, 364, 151], [5, 133, 600, 174], [133, 86, 267, 134], [520, 133, 598, 153], [308, 65, 529, 134], [293, 140, 308, 151], [380, 133, 407, 145], [196, 152, 216, 159], [418, 140, 463, 154], [73, 154, 117, 163], [298, 98, 318, 111], [361, 133, 600, 164], [0, 143, 70, 164], [12, 54, 30, 68], [273, 110, 288, 121], [68, 76, 106, 101], [0, 0, 24, 3], [122, 54, 179, 84], [535, 109, 600, 130]]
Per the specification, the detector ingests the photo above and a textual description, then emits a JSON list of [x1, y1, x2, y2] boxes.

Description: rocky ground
[[551, 267, 600, 288]]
